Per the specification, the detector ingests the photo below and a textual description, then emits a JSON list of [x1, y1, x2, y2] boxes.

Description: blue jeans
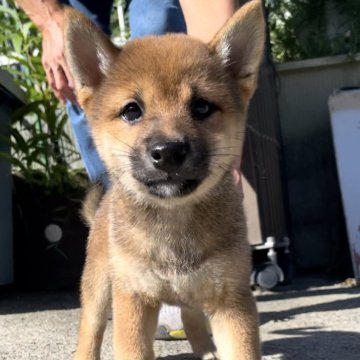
[[65, 0, 186, 185]]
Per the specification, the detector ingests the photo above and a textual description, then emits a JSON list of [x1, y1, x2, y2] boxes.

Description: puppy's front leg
[[181, 307, 218, 359], [74, 259, 111, 360], [210, 293, 261, 360], [112, 287, 160, 360]]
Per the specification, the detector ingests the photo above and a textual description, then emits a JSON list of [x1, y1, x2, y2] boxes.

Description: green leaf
[[21, 21, 34, 40], [28, 134, 50, 147], [29, 157, 47, 169], [11, 128, 28, 153], [0, 5, 20, 24], [0, 3, 88, 190], [12, 100, 47, 120], [11, 33, 23, 53], [55, 112, 69, 137], [0, 152, 27, 172]]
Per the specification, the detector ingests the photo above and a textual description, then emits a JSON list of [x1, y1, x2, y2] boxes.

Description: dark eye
[[120, 102, 143, 123], [191, 98, 218, 120]]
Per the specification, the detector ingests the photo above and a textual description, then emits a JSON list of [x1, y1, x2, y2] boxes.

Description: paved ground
[[0, 277, 359, 360]]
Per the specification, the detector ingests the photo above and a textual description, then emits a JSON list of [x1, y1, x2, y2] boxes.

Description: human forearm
[[16, 0, 75, 103], [180, 0, 239, 42], [16, 0, 64, 32]]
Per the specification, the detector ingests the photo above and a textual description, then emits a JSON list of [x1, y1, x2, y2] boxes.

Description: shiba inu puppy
[[64, 1, 265, 359]]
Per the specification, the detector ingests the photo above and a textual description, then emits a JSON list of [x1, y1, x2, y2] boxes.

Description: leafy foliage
[[266, 0, 360, 62], [0, 0, 86, 194], [111, 0, 130, 45]]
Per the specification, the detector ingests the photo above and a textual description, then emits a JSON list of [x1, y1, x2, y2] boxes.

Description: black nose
[[149, 140, 189, 172]]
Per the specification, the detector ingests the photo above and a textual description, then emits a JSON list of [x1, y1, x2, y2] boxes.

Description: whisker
[[208, 153, 239, 157], [210, 162, 229, 172], [108, 132, 137, 151], [245, 124, 280, 148], [105, 154, 135, 158], [211, 146, 241, 151], [105, 148, 136, 158]]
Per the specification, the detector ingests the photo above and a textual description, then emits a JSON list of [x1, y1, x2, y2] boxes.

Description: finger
[[61, 85, 77, 104], [58, 59, 77, 103], [41, 38, 68, 103], [46, 67, 66, 103], [62, 88, 77, 104], [52, 64, 68, 93], [232, 168, 244, 200], [60, 59, 75, 90], [232, 168, 240, 185], [47, 68, 66, 103], [43, 62, 57, 92], [61, 82, 77, 103], [53, 65, 77, 103], [43, 59, 64, 102], [53, 86, 66, 103]]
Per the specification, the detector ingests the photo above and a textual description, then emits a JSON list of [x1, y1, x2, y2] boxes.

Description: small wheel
[[44, 223, 62, 243], [251, 262, 284, 290]]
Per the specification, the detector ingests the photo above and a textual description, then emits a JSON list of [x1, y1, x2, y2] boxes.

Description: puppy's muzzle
[[131, 136, 209, 198]]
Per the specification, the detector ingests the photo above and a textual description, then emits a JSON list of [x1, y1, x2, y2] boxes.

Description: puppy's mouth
[[145, 178, 201, 198]]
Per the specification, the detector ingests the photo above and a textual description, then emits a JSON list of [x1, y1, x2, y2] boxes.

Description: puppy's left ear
[[64, 7, 119, 107], [209, 0, 265, 103]]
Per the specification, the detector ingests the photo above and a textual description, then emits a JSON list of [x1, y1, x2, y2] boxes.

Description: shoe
[[155, 304, 186, 340]]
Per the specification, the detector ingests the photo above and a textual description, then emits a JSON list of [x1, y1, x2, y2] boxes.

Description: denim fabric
[[129, 0, 186, 39], [64, 0, 186, 185], [66, 102, 110, 187], [60, 0, 113, 35]]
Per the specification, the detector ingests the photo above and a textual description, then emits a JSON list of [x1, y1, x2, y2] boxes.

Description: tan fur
[[65, 1, 265, 359], [81, 184, 105, 226]]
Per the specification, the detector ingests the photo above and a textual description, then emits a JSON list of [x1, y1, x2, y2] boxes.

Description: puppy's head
[[64, 0, 265, 206]]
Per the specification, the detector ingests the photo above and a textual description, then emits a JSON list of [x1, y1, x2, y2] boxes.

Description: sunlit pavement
[[0, 277, 359, 360]]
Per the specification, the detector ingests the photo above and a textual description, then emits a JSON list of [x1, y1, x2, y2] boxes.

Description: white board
[[329, 89, 360, 282]]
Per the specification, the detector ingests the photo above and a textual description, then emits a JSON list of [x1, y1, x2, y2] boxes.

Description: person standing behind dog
[[16, 0, 241, 188]]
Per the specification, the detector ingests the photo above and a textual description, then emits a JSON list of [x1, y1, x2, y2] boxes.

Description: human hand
[[233, 154, 244, 200], [40, 10, 77, 103], [232, 168, 244, 200]]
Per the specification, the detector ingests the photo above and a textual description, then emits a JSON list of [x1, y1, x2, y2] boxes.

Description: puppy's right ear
[[209, 0, 265, 105], [64, 7, 119, 107]]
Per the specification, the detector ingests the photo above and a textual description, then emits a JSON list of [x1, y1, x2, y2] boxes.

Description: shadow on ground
[[1, 279, 359, 360], [262, 328, 360, 360], [0, 291, 79, 314], [256, 283, 359, 302], [2, 278, 358, 315], [260, 292, 360, 325], [158, 355, 194, 360]]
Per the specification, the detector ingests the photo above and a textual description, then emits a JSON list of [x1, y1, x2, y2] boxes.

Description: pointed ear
[[209, 0, 265, 102], [64, 7, 119, 107]]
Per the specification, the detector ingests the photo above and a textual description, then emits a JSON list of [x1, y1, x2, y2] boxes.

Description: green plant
[[266, 0, 360, 62], [111, 0, 131, 45], [0, 0, 86, 194]]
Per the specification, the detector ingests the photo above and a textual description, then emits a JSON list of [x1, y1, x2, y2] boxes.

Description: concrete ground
[[0, 277, 359, 360]]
